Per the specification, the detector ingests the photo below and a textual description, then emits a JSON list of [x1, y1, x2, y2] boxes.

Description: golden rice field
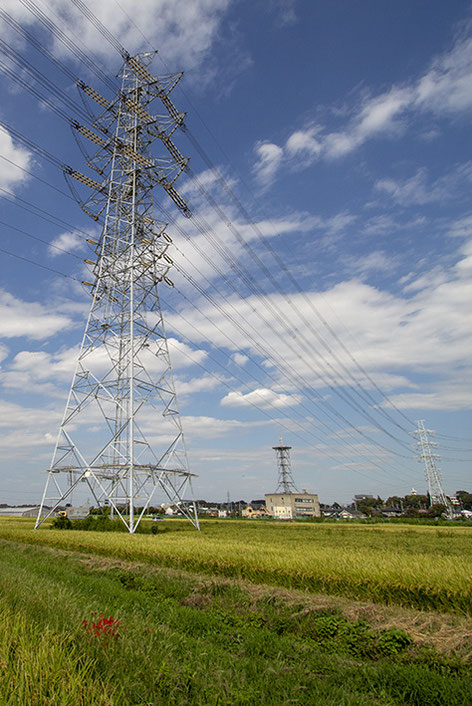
[[1, 517, 471, 614]]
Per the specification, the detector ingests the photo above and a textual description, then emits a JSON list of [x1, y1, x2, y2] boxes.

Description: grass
[[0, 595, 118, 704], [1, 517, 471, 614], [0, 537, 471, 705]]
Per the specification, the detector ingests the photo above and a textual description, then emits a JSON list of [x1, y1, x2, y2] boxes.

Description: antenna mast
[[35, 53, 198, 533], [273, 438, 298, 493]]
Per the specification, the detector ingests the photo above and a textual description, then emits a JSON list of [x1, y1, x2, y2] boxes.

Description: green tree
[[427, 503, 447, 518], [456, 491, 472, 510]]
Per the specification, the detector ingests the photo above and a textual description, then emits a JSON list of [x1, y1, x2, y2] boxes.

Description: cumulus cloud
[[221, 388, 301, 409], [0, 335, 208, 397], [231, 352, 249, 366], [0, 290, 72, 340], [174, 374, 222, 397]]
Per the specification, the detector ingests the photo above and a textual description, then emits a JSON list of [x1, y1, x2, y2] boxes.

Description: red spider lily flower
[[82, 614, 123, 640]]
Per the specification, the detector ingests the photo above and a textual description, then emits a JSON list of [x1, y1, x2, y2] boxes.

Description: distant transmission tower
[[273, 438, 298, 493], [413, 420, 450, 514], [35, 52, 199, 532]]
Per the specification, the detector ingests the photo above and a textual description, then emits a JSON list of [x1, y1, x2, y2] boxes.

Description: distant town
[[2, 488, 472, 521]]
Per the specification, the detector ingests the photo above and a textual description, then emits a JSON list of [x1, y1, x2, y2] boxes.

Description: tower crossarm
[[77, 80, 113, 110], [65, 167, 105, 192], [72, 122, 109, 148]]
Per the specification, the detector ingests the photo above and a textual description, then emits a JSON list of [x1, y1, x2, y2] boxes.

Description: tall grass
[[1, 518, 471, 613], [0, 597, 118, 704]]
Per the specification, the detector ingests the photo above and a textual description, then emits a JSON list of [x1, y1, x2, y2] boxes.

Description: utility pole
[[412, 420, 451, 518], [35, 53, 198, 533], [273, 438, 298, 494]]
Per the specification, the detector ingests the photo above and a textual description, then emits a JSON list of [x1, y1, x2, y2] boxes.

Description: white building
[[264, 490, 321, 519]]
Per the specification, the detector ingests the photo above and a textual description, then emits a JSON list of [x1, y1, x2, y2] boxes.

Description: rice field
[[0, 526, 471, 705], [1, 518, 471, 704], [0, 517, 471, 614]]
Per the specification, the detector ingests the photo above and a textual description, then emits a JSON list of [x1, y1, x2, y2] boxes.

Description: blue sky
[[0, 0, 471, 506]]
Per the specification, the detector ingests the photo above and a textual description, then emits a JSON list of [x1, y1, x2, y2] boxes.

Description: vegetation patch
[[0, 532, 471, 704]]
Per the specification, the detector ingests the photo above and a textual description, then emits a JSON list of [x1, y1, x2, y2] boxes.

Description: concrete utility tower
[[413, 420, 450, 515], [273, 438, 298, 493], [35, 53, 198, 533]]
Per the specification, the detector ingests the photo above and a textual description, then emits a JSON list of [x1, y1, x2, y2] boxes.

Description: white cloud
[[49, 230, 90, 257], [385, 384, 472, 411], [0, 128, 32, 190], [0, 290, 73, 340], [271, 0, 298, 27], [221, 388, 301, 409], [375, 169, 431, 206], [414, 36, 472, 114], [0, 400, 62, 459], [232, 352, 249, 366], [174, 374, 222, 397], [0, 344, 8, 364], [285, 126, 322, 160], [166, 338, 208, 368], [0, 335, 208, 396], [1, 0, 234, 71], [162, 172, 336, 286], [252, 34, 472, 183], [168, 237, 472, 411], [446, 214, 472, 238], [0, 399, 59, 429], [343, 251, 398, 275], [324, 87, 412, 159], [253, 142, 284, 187], [375, 163, 472, 206], [181, 414, 270, 440]]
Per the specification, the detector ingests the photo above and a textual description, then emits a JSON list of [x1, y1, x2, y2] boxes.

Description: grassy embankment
[[0, 519, 471, 704]]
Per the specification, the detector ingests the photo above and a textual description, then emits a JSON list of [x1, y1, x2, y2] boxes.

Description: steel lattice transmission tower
[[273, 438, 298, 493], [413, 420, 450, 515], [35, 52, 199, 533]]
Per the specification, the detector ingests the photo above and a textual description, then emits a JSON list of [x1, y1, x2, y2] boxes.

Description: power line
[[0, 243, 82, 282], [0, 0, 454, 490], [3, 2, 418, 453], [0, 109, 414, 461], [0, 179, 416, 483]]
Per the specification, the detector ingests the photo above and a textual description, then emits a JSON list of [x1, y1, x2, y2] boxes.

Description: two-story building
[[264, 489, 321, 519]]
